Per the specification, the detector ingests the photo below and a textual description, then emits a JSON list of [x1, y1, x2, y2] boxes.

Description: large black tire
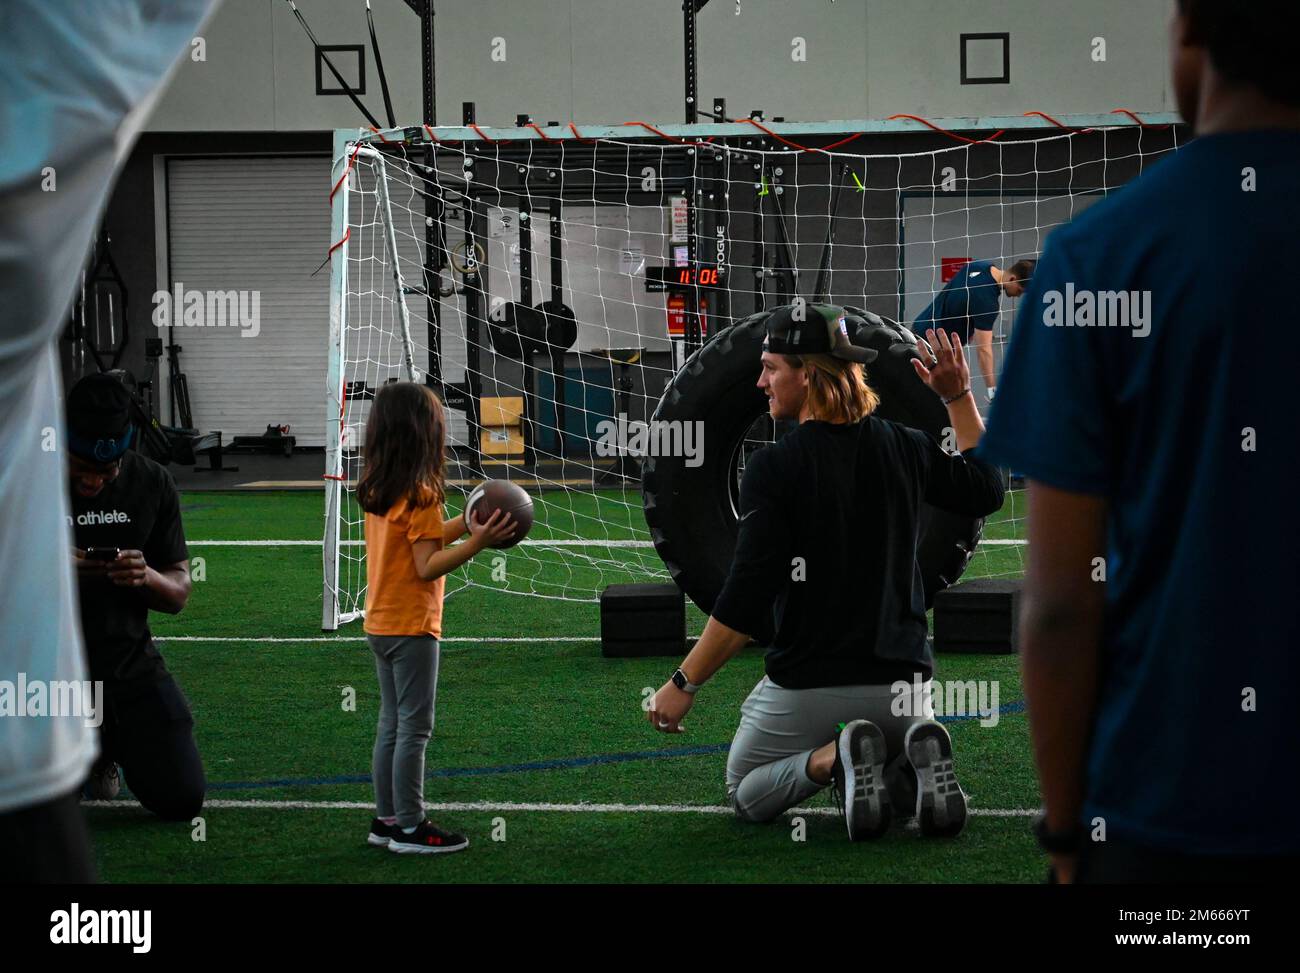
[[641, 307, 984, 634]]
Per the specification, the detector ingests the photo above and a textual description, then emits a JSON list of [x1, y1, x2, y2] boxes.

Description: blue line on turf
[[204, 700, 1025, 792], [939, 698, 1025, 723]]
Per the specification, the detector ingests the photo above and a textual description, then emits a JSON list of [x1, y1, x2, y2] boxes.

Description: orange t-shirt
[[363, 497, 446, 637]]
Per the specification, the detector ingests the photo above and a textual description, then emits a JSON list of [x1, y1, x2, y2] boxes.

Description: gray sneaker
[[905, 721, 968, 837], [830, 720, 891, 841]]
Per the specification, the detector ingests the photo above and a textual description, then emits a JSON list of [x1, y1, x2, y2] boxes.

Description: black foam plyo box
[[932, 578, 1021, 654], [600, 583, 686, 657]]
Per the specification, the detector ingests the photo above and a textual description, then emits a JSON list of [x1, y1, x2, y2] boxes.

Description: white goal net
[[322, 118, 1180, 631]]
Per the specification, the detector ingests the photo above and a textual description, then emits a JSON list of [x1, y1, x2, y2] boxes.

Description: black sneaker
[[830, 720, 891, 841], [904, 721, 967, 837], [387, 820, 469, 855], [367, 818, 398, 847], [84, 757, 121, 801]]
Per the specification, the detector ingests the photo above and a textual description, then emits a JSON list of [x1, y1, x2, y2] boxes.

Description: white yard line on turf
[[82, 798, 1035, 817], [188, 538, 1027, 547]]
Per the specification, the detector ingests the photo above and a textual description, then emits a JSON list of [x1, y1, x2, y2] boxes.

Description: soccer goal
[[321, 113, 1181, 631]]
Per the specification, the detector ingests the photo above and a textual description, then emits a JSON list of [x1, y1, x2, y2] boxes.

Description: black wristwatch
[[1033, 810, 1083, 854], [670, 667, 701, 695]]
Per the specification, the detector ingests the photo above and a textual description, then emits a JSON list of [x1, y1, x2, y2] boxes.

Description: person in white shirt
[[0, 0, 217, 882]]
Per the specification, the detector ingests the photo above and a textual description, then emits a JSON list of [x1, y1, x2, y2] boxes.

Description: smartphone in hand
[[84, 547, 120, 561]]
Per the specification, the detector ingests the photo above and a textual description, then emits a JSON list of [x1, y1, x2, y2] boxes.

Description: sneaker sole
[[366, 833, 391, 847], [907, 723, 967, 838], [85, 762, 121, 801], [387, 837, 470, 855], [839, 720, 890, 841]]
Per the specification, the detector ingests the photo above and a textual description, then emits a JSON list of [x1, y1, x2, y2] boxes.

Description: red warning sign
[[666, 293, 708, 338], [941, 256, 972, 283]]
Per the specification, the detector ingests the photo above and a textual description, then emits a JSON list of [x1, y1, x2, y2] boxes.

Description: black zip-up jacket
[[711, 416, 1006, 688]]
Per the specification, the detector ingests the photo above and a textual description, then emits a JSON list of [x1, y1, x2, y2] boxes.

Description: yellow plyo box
[[480, 396, 524, 460]]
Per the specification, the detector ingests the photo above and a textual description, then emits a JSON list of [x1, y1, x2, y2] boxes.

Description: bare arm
[[679, 616, 751, 684], [913, 328, 986, 451], [411, 509, 515, 582], [411, 535, 485, 583], [144, 561, 193, 614], [973, 327, 996, 392], [647, 615, 751, 733], [100, 551, 191, 614], [442, 514, 467, 542], [1020, 480, 1107, 883], [944, 386, 985, 453]]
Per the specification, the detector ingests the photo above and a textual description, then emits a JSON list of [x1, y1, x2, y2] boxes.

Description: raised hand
[[911, 328, 971, 403]]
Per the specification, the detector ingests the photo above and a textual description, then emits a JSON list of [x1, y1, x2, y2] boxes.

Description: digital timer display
[[644, 265, 724, 292]]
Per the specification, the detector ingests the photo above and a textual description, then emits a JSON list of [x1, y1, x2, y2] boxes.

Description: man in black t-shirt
[[646, 305, 1005, 841], [67, 374, 205, 821]]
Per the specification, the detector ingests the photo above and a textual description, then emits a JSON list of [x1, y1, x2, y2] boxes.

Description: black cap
[[66, 373, 134, 462], [763, 303, 877, 363]]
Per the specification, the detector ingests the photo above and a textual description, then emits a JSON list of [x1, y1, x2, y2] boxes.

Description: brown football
[[464, 479, 535, 549]]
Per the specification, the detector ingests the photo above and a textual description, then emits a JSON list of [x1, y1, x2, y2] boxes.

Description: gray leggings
[[726, 676, 935, 823], [368, 634, 440, 828]]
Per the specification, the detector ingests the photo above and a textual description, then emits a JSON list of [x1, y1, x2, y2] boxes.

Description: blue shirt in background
[[913, 258, 1001, 343], [979, 129, 1300, 855]]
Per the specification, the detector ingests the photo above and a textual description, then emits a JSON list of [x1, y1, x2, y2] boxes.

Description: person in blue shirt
[[913, 258, 1035, 402], [979, 0, 1300, 883]]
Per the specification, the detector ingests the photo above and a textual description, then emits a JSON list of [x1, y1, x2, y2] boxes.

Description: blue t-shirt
[[979, 130, 1300, 856], [913, 258, 1001, 343]]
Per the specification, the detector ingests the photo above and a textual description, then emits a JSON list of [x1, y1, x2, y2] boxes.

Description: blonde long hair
[[783, 353, 879, 424]]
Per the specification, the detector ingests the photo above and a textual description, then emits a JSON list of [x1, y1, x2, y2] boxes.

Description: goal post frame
[[323, 129, 355, 631]]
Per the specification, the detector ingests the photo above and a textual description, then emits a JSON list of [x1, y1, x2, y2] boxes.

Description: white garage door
[[166, 156, 330, 446]]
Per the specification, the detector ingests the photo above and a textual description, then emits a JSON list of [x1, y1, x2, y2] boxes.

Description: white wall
[[145, 0, 1178, 133]]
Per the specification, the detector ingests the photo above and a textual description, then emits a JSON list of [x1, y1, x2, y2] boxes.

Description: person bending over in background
[[913, 258, 1035, 403]]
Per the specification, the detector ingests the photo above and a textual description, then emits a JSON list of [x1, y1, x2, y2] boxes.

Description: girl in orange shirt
[[356, 382, 514, 854]]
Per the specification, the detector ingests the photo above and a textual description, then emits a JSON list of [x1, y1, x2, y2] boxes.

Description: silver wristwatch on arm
[[670, 668, 701, 694]]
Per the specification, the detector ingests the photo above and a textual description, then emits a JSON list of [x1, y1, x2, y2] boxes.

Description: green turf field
[[85, 487, 1044, 883]]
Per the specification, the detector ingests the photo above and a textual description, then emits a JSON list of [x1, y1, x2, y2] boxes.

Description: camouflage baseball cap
[[763, 302, 877, 363]]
